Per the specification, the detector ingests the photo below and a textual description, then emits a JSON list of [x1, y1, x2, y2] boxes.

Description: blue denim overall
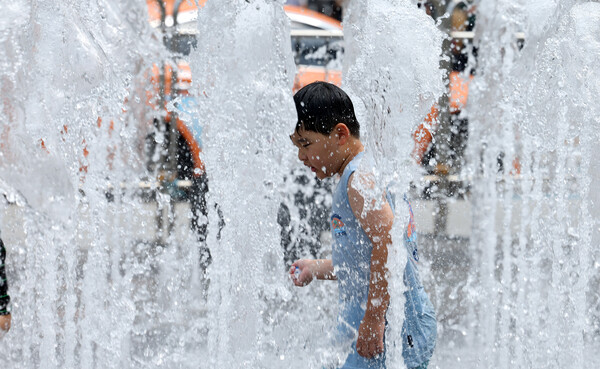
[[330, 152, 436, 369]]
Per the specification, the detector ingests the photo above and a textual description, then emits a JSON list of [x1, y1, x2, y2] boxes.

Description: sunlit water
[[0, 0, 598, 368]]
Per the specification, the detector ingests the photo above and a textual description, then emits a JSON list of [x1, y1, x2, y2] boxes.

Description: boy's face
[[290, 129, 341, 180]]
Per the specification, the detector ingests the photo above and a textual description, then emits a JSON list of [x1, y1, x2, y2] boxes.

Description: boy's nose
[[297, 149, 307, 162]]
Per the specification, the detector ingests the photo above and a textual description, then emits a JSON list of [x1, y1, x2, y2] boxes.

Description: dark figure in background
[[417, 1, 435, 17], [176, 135, 211, 267], [419, 0, 477, 177], [278, 171, 332, 267], [0, 238, 11, 333]]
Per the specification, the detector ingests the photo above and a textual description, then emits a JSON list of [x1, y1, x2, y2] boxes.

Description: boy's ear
[[334, 123, 351, 145]]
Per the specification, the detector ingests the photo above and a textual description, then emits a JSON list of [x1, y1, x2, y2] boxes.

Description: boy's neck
[[337, 139, 364, 176]]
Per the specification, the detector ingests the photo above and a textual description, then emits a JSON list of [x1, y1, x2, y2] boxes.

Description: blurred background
[[1, 0, 598, 368]]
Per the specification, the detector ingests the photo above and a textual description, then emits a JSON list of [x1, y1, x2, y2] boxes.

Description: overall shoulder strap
[[340, 152, 364, 188]]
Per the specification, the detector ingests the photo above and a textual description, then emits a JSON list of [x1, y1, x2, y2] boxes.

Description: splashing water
[[1, 0, 599, 368], [342, 0, 444, 366], [190, 0, 297, 367], [343, 0, 444, 188], [466, 1, 600, 367], [0, 1, 201, 368]]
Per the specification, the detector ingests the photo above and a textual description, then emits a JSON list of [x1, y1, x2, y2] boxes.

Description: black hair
[[293, 81, 360, 138]]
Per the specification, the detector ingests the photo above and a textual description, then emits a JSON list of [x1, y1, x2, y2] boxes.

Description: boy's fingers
[[369, 341, 377, 358], [356, 340, 364, 357], [357, 338, 371, 358], [373, 341, 382, 356], [291, 270, 304, 286], [358, 336, 384, 359], [296, 275, 307, 286]]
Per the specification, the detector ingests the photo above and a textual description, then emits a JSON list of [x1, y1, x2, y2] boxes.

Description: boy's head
[[290, 82, 362, 180], [293, 81, 360, 138]]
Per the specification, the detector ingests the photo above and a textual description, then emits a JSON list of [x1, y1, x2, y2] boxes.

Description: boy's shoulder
[[347, 170, 376, 196], [345, 153, 376, 198], [347, 170, 393, 221]]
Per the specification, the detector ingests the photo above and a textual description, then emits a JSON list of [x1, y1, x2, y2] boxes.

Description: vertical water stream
[[190, 1, 296, 366], [467, 1, 600, 367]]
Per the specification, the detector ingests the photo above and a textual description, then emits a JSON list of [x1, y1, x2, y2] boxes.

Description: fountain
[[0, 0, 599, 368], [341, 0, 444, 366], [0, 1, 201, 367], [465, 1, 600, 367], [189, 1, 297, 367]]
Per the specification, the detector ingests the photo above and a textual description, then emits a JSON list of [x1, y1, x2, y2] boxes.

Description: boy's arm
[[347, 173, 394, 358], [0, 314, 11, 332], [290, 259, 336, 287], [309, 259, 337, 280]]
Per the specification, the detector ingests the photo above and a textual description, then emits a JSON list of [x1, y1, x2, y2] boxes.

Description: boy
[[289, 82, 436, 368], [0, 237, 10, 333]]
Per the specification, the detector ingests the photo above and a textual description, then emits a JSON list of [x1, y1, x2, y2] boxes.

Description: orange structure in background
[[412, 70, 474, 167], [293, 66, 342, 93], [413, 105, 439, 165], [285, 5, 343, 92], [146, 0, 206, 22], [448, 70, 473, 114]]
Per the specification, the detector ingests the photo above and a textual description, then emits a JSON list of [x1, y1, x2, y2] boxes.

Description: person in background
[[417, 0, 435, 17], [0, 238, 11, 333]]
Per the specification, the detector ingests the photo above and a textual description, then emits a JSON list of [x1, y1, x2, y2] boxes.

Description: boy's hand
[[289, 259, 314, 287], [0, 314, 11, 333], [356, 315, 385, 359]]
